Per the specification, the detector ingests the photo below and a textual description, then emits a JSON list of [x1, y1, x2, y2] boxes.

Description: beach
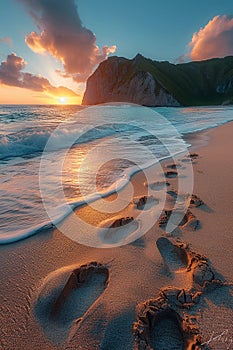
[[0, 121, 233, 350]]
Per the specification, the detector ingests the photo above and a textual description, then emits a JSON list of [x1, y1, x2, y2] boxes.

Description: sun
[[58, 96, 68, 104]]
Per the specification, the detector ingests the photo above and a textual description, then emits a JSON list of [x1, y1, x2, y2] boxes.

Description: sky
[[0, 0, 232, 105]]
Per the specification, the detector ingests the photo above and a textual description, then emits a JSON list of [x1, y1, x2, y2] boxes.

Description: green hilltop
[[134, 54, 233, 105], [83, 54, 233, 106]]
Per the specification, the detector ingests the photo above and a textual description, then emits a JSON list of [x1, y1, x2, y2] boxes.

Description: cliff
[[82, 54, 233, 107]]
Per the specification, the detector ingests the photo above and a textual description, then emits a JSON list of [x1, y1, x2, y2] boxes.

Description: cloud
[[188, 15, 233, 61], [19, 0, 116, 82], [0, 53, 78, 97], [0, 37, 12, 46]]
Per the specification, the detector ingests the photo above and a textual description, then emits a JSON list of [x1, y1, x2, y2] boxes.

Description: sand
[[0, 122, 233, 350]]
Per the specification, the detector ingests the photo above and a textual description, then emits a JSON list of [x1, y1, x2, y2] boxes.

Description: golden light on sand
[[58, 96, 68, 104]]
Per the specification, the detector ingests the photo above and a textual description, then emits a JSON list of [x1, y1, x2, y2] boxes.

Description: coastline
[[0, 122, 233, 349], [2, 104, 233, 245]]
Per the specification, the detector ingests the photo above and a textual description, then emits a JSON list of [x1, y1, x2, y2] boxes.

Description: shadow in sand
[[198, 204, 214, 213], [150, 309, 185, 350], [100, 311, 135, 350], [130, 237, 146, 248]]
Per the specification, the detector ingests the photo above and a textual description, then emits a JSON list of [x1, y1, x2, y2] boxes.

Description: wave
[[0, 123, 136, 160], [1, 105, 233, 161]]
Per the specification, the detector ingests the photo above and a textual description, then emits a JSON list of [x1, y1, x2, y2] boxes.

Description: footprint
[[189, 194, 213, 213], [134, 238, 225, 350], [156, 237, 222, 291], [167, 189, 184, 200], [189, 194, 204, 208], [192, 261, 215, 288], [178, 210, 200, 230], [99, 216, 140, 246], [133, 289, 202, 350], [158, 209, 200, 231], [167, 191, 204, 208], [166, 191, 206, 216], [150, 309, 186, 350], [34, 262, 109, 345], [158, 209, 173, 228], [189, 153, 199, 159], [133, 195, 159, 210], [165, 171, 178, 179], [166, 190, 186, 204], [156, 237, 188, 272], [181, 157, 192, 163], [166, 163, 182, 170], [146, 180, 170, 191], [181, 153, 199, 163], [109, 216, 134, 228]]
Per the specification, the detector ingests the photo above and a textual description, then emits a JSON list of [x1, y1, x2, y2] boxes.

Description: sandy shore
[[0, 122, 233, 350]]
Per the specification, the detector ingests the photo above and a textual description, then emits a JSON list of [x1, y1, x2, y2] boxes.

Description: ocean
[[1, 103, 233, 244]]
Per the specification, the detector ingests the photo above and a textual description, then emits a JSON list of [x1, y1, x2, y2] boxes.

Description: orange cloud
[[189, 15, 233, 61], [19, 0, 116, 82], [0, 53, 79, 99]]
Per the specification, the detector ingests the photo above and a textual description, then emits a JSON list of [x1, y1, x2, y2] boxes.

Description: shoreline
[[0, 121, 233, 349], [0, 119, 218, 245]]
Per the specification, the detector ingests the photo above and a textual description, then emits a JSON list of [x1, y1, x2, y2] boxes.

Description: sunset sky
[[0, 0, 232, 105]]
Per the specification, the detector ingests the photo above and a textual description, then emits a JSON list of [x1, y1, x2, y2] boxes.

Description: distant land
[[82, 54, 233, 107]]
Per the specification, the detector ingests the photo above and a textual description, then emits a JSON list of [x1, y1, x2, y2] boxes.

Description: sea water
[[0, 104, 233, 243]]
